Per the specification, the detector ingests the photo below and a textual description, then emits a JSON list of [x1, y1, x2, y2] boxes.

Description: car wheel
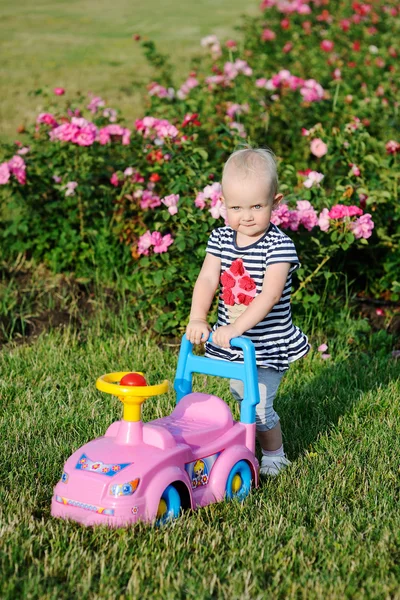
[[225, 460, 252, 501], [156, 484, 181, 525]]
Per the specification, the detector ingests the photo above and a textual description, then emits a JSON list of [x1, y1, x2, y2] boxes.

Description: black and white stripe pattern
[[204, 223, 310, 371]]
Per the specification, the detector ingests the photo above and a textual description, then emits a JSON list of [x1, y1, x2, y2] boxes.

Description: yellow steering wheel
[[96, 372, 169, 422]]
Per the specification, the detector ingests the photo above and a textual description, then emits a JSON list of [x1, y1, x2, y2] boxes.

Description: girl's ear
[[273, 193, 283, 208]]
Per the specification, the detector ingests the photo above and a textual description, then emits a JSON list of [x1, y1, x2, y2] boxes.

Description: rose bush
[[0, 0, 398, 334]]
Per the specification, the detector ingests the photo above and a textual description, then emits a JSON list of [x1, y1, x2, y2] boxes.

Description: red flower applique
[[230, 259, 245, 277], [220, 259, 257, 308], [237, 293, 253, 306], [222, 288, 235, 306], [238, 276, 256, 292], [221, 271, 235, 289]]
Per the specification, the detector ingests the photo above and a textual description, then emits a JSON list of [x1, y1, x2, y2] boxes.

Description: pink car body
[[51, 335, 260, 526]]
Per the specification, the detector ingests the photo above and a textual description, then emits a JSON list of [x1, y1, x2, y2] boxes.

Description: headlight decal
[[110, 478, 140, 497]]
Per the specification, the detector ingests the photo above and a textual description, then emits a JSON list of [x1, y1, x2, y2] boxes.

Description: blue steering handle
[[173, 333, 260, 424]]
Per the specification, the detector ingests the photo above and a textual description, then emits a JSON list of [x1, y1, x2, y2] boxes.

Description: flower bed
[[0, 0, 398, 334]]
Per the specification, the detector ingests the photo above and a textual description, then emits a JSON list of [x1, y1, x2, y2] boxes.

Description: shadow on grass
[[278, 350, 400, 459]]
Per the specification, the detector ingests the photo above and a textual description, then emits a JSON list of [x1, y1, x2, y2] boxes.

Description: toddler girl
[[186, 147, 309, 475]]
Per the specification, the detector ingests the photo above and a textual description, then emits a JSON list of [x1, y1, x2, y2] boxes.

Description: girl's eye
[[232, 206, 240, 211], [254, 205, 262, 209]]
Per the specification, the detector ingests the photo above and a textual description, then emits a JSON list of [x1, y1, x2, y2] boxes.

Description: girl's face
[[222, 173, 280, 240]]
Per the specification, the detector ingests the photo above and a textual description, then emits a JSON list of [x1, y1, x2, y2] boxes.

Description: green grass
[[1, 323, 400, 599], [0, 0, 258, 141]]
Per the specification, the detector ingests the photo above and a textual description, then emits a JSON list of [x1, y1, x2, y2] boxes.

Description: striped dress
[[204, 223, 310, 371]]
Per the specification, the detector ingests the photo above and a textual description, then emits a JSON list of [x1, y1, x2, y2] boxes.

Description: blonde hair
[[222, 147, 279, 201]]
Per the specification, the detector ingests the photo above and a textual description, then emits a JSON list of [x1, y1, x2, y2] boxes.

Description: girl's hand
[[212, 325, 240, 349], [186, 319, 211, 345]]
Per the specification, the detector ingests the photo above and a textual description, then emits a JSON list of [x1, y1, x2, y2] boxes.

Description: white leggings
[[230, 367, 284, 432]]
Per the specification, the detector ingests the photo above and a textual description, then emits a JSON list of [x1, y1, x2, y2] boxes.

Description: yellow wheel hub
[[232, 474, 242, 494], [157, 499, 167, 518]]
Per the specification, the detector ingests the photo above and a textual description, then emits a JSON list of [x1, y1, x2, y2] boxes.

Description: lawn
[[1, 1, 400, 597], [0, 0, 258, 141], [1, 322, 400, 599]]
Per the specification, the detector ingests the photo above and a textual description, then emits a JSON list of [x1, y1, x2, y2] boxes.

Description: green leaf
[[193, 148, 208, 161], [153, 271, 163, 286], [175, 239, 186, 251]]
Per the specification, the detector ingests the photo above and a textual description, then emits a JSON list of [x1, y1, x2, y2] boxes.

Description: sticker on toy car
[[185, 452, 221, 489], [75, 454, 132, 476]]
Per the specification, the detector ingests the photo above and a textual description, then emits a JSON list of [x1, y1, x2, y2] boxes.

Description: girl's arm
[[186, 253, 221, 344], [213, 262, 291, 348]]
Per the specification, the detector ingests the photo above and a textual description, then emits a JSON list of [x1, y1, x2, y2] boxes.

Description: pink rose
[[152, 232, 174, 254], [137, 231, 154, 256], [140, 191, 161, 210], [349, 214, 374, 239], [328, 205, 363, 219], [87, 95, 105, 113], [110, 173, 120, 187], [8, 155, 27, 185], [209, 199, 226, 220], [296, 200, 319, 231], [287, 210, 300, 232], [8, 155, 25, 172], [53, 87, 65, 95], [63, 181, 78, 197], [310, 138, 328, 158], [271, 204, 291, 229], [261, 29, 276, 41], [13, 168, 27, 185], [50, 123, 79, 142], [17, 146, 30, 155], [195, 192, 206, 209], [318, 208, 330, 232], [340, 19, 351, 31], [303, 171, 324, 188], [73, 126, 97, 147], [161, 193, 179, 216], [225, 39, 237, 49], [320, 40, 334, 52], [349, 163, 361, 177], [37, 112, 58, 128], [122, 130, 131, 145], [256, 78, 268, 88], [0, 162, 11, 185], [386, 140, 400, 154]]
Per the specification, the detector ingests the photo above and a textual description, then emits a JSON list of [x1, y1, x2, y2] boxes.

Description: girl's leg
[[257, 422, 282, 452], [256, 368, 290, 474], [230, 368, 283, 434], [230, 368, 289, 475]]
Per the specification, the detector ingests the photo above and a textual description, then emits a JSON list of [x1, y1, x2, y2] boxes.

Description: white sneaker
[[260, 454, 291, 476]]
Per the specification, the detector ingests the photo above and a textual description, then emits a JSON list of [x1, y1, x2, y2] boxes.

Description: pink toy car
[[51, 334, 260, 526]]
